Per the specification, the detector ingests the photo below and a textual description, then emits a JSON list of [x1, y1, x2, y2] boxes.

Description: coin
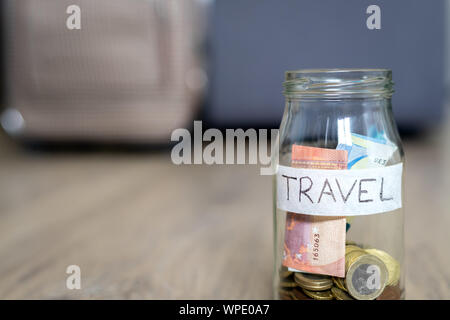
[[345, 253, 388, 300], [376, 285, 401, 300], [345, 250, 366, 272], [345, 245, 365, 255], [302, 288, 334, 300], [332, 277, 347, 292], [294, 272, 333, 291], [291, 288, 313, 300], [280, 279, 298, 288], [331, 286, 354, 300], [365, 248, 400, 286]]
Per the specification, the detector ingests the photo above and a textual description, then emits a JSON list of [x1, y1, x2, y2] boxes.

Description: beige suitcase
[[3, 0, 207, 143]]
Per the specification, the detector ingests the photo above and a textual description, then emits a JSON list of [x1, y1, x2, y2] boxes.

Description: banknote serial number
[[312, 234, 320, 261]]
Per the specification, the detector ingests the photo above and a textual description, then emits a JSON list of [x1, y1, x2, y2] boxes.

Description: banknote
[[291, 145, 347, 170], [282, 145, 347, 277], [284, 213, 346, 277], [336, 132, 397, 230], [336, 133, 397, 169]]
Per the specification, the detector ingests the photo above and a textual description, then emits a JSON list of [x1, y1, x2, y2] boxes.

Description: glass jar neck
[[283, 69, 394, 100]]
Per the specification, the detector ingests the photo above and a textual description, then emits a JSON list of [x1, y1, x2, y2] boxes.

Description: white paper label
[[277, 163, 403, 216]]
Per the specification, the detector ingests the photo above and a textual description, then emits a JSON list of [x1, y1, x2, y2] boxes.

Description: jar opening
[[283, 68, 394, 99]]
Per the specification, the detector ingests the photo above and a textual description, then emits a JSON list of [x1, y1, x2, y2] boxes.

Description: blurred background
[[0, 0, 448, 299]]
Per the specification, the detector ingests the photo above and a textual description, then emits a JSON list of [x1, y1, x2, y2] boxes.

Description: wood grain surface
[[0, 128, 448, 299]]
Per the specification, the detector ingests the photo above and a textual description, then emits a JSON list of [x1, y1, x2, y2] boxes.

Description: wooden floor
[[0, 126, 448, 299]]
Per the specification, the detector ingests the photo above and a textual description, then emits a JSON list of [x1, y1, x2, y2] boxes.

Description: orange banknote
[[282, 145, 347, 277]]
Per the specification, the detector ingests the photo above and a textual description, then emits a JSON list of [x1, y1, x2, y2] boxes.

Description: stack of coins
[[365, 248, 401, 286], [278, 268, 334, 300], [294, 272, 334, 300], [278, 244, 401, 300]]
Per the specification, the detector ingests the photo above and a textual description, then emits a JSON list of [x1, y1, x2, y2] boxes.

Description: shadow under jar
[[274, 69, 405, 300]]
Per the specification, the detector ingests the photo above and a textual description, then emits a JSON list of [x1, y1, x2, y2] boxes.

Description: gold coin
[[280, 280, 297, 288], [331, 286, 354, 300], [365, 248, 400, 286], [294, 272, 333, 291], [345, 250, 366, 272], [345, 253, 388, 300], [302, 288, 334, 300], [332, 277, 347, 292], [346, 245, 365, 256], [291, 288, 312, 300]]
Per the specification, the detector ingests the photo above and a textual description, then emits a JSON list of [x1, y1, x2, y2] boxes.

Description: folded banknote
[[337, 133, 397, 169], [337, 132, 397, 230], [282, 145, 347, 277]]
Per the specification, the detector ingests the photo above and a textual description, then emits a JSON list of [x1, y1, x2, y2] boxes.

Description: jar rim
[[283, 68, 394, 99], [285, 68, 391, 77]]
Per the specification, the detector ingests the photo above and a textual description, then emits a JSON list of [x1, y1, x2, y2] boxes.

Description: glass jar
[[274, 69, 405, 300]]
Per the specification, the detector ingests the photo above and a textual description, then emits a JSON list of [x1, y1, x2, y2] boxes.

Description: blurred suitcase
[[2, 0, 207, 143]]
